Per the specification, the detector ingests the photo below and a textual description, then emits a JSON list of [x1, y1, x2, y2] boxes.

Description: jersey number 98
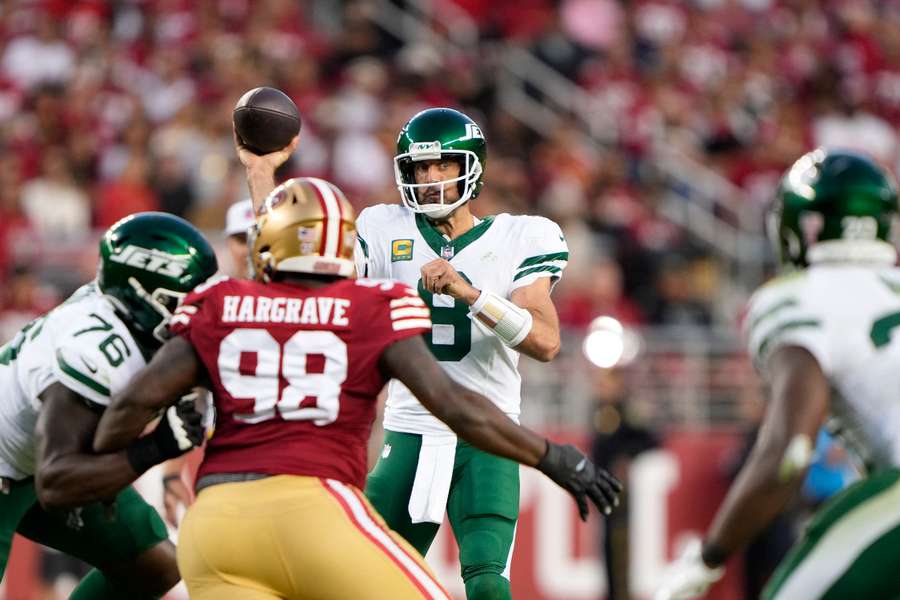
[[218, 329, 347, 425]]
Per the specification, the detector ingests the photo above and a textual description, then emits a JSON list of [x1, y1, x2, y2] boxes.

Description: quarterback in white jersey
[[355, 203, 567, 434], [0, 212, 214, 595], [657, 149, 900, 600], [356, 108, 569, 600]]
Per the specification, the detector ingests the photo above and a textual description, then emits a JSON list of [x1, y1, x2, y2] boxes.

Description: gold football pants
[[177, 475, 450, 599]]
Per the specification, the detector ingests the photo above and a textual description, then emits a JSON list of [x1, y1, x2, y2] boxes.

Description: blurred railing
[[364, 0, 769, 292], [519, 325, 763, 431]]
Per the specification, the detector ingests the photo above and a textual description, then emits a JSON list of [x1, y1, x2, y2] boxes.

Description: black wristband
[[700, 540, 728, 568], [125, 436, 164, 475]]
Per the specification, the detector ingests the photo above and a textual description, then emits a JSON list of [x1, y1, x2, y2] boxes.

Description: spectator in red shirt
[[94, 154, 159, 228]]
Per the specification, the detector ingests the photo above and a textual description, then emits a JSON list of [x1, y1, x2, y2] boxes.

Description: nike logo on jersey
[[575, 458, 587, 472], [80, 357, 99, 374]]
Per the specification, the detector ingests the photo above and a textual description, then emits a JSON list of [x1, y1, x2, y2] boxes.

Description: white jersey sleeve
[[355, 206, 391, 279], [743, 273, 832, 375], [50, 308, 148, 409], [510, 216, 569, 292]]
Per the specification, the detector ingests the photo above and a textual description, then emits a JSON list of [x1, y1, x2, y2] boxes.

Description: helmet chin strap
[[420, 199, 467, 221]]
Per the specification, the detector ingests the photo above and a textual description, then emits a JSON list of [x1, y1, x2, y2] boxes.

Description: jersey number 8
[[218, 329, 347, 425], [418, 272, 472, 362]]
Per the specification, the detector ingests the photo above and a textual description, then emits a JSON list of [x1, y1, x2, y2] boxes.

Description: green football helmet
[[97, 212, 218, 345], [394, 107, 486, 219], [769, 148, 899, 268]]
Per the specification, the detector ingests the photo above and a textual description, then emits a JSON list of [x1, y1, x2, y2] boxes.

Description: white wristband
[[469, 291, 533, 347]]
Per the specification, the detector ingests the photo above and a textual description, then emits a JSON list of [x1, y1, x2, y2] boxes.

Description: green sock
[[69, 569, 161, 600]]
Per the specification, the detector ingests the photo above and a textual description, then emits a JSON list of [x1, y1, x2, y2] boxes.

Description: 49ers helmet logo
[[108, 245, 191, 278]]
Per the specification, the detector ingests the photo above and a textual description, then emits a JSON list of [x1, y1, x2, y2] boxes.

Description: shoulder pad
[[51, 310, 146, 407], [744, 273, 823, 370]]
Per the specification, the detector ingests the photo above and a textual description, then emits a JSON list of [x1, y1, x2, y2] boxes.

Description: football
[[233, 87, 302, 155]]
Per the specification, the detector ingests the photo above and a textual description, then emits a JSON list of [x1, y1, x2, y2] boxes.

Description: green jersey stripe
[[816, 521, 900, 599], [56, 352, 110, 397], [763, 469, 900, 599], [357, 234, 369, 259], [747, 298, 798, 334], [513, 265, 562, 281], [517, 252, 569, 269], [755, 319, 820, 359]]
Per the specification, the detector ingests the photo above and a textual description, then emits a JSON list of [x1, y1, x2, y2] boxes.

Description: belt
[[195, 472, 272, 493]]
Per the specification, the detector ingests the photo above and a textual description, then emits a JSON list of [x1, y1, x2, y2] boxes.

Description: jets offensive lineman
[[0, 213, 215, 596]]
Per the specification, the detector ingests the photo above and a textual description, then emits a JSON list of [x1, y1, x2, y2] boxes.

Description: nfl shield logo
[[441, 245, 454, 260], [298, 227, 317, 254]]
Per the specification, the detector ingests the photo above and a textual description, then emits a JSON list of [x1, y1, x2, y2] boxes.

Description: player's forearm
[[97, 337, 202, 452], [441, 388, 547, 466], [94, 402, 159, 452], [36, 452, 139, 510], [512, 314, 560, 362], [246, 164, 278, 214], [702, 444, 803, 566]]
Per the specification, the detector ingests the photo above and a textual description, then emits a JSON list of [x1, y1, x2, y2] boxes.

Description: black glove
[[536, 442, 623, 521], [125, 398, 204, 475]]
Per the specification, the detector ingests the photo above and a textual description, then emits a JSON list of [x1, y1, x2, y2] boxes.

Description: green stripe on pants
[[764, 468, 900, 599]]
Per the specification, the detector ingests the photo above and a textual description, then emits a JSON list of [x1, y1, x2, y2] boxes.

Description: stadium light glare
[[583, 316, 625, 368], [582, 316, 641, 369]]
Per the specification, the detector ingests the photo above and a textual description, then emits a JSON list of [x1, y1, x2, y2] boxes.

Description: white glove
[[654, 538, 724, 600]]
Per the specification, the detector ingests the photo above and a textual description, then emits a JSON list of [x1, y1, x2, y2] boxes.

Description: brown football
[[233, 87, 301, 155]]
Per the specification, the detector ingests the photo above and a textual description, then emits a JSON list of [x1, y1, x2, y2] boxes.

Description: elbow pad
[[468, 291, 533, 347]]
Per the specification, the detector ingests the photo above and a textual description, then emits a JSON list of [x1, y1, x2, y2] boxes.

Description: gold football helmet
[[250, 177, 356, 281]]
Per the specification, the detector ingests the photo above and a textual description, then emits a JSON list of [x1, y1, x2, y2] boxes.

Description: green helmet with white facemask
[[394, 107, 486, 220], [97, 212, 218, 346], [769, 148, 899, 268]]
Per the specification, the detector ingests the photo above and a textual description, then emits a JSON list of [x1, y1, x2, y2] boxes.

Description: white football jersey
[[355, 204, 568, 434], [0, 283, 148, 480], [745, 264, 900, 471]]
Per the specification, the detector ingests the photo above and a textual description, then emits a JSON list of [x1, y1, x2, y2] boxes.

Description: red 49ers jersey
[[169, 276, 431, 489]]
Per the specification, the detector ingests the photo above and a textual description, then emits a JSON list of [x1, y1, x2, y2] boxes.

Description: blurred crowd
[[1, 0, 899, 342], [1, 2, 884, 597]]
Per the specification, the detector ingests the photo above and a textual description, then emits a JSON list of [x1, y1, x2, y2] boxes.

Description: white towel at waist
[[408, 433, 458, 524]]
